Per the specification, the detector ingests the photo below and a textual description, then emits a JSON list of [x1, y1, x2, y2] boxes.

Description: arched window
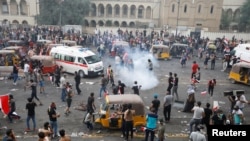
[[184, 5, 187, 13], [198, 5, 201, 13], [210, 5, 214, 14], [172, 4, 175, 13]]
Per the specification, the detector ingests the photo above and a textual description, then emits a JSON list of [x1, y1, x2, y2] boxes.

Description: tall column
[[112, 7, 115, 17], [120, 7, 122, 18], [128, 7, 130, 18], [27, 4, 30, 16], [16, 0, 21, 15], [135, 8, 138, 18], [96, 7, 98, 17], [7, 2, 10, 15], [103, 8, 106, 17], [143, 9, 145, 19], [18, 4, 21, 15]]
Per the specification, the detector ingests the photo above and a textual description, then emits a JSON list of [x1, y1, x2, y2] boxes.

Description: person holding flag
[[7, 95, 21, 123]]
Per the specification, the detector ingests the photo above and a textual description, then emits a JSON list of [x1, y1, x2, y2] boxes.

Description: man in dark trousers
[[118, 80, 126, 94], [74, 71, 81, 95], [172, 73, 179, 101], [7, 95, 21, 123], [167, 72, 173, 93], [55, 66, 63, 87], [208, 79, 216, 97], [163, 91, 173, 123], [144, 108, 158, 141], [26, 97, 37, 131], [151, 94, 160, 115]]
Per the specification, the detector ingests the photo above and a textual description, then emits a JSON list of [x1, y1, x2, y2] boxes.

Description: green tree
[[239, 0, 250, 32], [220, 10, 231, 30], [37, 0, 90, 25]]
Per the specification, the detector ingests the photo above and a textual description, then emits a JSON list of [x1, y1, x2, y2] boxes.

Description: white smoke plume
[[115, 51, 159, 90]]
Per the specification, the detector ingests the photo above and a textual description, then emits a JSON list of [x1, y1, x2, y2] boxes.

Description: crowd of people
[[1, 24, 250, 141]]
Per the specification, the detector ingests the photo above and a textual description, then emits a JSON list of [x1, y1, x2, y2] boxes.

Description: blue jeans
[[144, 128, 155, 141], [99, 85, 106, 97], [85, 121, 93, 130], [26, 115, 36, 129], [189, 118, 202, 133], [61, 88, 66, 101], [50, 121, 58, 137], [13, 73, 18, 83]]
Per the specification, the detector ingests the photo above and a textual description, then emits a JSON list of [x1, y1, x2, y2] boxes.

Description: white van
[[50, 46, 104, 77], [233, 44, 250, 63]]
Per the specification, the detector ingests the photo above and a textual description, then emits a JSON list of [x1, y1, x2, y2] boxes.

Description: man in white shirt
[[189, 101, 205, 133], [190, 125, 206, 141], [235, 93, 249, 111], [60, 74, 67, 88], [23, 61, 30, 84]]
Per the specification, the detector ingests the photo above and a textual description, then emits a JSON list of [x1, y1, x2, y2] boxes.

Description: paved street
[[0, 53, 250, 141]]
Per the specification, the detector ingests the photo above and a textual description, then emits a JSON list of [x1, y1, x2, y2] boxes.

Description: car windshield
[[85, 55, 101, 64]]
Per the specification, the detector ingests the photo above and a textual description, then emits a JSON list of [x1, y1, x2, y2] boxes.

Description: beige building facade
[[0, 0, 246, 32], [0, 0, 38, 26]]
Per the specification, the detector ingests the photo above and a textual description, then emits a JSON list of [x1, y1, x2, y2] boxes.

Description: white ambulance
[[50, 46, 104, 77]]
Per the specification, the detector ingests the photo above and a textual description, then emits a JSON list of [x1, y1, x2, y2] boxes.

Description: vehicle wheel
[[231, 79, 236, 84], [134, 125, 144, 133], [94, 122, 102, 130], [79, 70, 85, 78]]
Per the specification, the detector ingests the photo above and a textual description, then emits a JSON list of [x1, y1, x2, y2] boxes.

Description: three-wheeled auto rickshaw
[[3, 46, 27, 58], [150, 45, 170, 60], [170, 43, 188, 58], [7, 40, 25, 46], [95, 94, 146, 130], [30, 55, 57, 74], [0, 50, 20, 66], [228, 62, 250, 85], [60, 40, 77, 46]]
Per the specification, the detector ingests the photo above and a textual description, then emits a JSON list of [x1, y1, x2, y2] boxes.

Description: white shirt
[[24, 63, 30, 73], [235, 95, 248, 109], [192, 106, 204, 119], [60, 76, 66, 88], [115, 56, 121, 65], [190, 131, 206, 141]]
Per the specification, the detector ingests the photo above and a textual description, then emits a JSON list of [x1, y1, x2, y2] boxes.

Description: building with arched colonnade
[[0, 0, 247, 32], [0, 0, 38, 26]]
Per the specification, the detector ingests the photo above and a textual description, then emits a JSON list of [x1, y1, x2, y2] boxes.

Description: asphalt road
[[0, 52, 250, 141]]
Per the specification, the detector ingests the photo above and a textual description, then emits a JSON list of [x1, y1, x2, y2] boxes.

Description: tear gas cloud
[[116, 51, 159, 91]]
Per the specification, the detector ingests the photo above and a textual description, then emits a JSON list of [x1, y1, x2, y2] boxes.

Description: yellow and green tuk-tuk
[[150, 45, 170, 60], [95, 94, 146, 130], [229, 62, 250, 85], [170, 43, 188, 58], [0, 50, 20, 66]]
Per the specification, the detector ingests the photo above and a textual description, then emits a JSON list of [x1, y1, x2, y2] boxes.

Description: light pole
[[175, 0, 180, 37]]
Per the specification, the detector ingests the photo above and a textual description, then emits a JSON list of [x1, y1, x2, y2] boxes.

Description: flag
[[0, 94, 10, 115], [200, 91, 207, 95]]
